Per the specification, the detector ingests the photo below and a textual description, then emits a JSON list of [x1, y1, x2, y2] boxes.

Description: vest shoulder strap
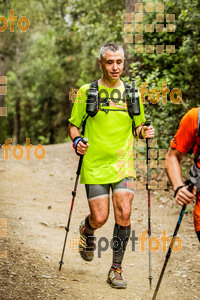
[[82, 80, 98, 134], [124, 82, 130, 96], [90, 80, 98, 90], [81, 115, 89, 136]]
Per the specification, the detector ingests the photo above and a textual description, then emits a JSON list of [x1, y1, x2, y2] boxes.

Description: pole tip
[[59, 260, 64, 271], [149, 276, 153, 290]]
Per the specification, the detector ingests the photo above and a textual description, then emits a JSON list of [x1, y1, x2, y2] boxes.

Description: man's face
[[99, 50, 124, 81]]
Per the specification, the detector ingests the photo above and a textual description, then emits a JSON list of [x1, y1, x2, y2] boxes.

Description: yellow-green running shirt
[[68, 82, 146, 184]]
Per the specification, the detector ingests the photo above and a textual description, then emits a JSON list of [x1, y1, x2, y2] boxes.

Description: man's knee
[[91, 213, 108, 228], [120, 207, 131, 222]]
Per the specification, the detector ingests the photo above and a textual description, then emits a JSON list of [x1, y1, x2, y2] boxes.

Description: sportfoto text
[[69, 230, 182, 258]]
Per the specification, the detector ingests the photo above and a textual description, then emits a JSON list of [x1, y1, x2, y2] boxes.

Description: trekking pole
[[145, 120, 153, 289], [152, 182, 194, 300], [59, 137, 88, 271]]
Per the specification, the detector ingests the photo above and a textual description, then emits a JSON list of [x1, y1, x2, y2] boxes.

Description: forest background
[[0, 0, 199, 150]]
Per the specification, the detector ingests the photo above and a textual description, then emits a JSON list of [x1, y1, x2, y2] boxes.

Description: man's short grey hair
[[100, 43, 124, 60]]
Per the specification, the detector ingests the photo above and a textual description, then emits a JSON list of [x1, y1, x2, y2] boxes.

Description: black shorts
[[85, 177, 135, 201]]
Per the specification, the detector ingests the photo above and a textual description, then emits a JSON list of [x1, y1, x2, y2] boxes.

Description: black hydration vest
[[86, 80, 141, 119], [81, 80, 141, 136]]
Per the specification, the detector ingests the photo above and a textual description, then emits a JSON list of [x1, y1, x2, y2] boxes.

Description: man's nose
[[112, 63, 117, 70]]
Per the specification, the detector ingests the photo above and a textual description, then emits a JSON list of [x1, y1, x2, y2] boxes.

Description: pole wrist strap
[[73, 137, 83, 156], [174, 185, 184, 198]]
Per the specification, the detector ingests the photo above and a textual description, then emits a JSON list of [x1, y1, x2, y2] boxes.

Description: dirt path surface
[[0, 143, 200, 300]]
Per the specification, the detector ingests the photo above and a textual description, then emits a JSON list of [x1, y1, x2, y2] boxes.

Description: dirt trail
[[0, 143, 200, 300]]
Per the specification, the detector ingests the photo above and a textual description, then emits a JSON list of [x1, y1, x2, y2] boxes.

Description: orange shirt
[[171, 108, 200, 158], [171, 108, 200, 231]]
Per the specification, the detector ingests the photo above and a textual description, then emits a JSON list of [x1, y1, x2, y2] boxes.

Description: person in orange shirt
[[166, 107, 200, 242]]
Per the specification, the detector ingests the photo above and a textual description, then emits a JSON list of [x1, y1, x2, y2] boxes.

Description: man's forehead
[[103, 50, 124, 61]]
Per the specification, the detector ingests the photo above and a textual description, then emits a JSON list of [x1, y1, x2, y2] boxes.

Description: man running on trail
[[68, 43, 155, 289], [166, 107, 200, 242]]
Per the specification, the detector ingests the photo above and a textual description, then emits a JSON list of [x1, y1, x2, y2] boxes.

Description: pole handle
[[77, 137, 89, 175], [145, 120, 151, 146], [145, 119, 151, 127], [187, 182, 193, 193], [82, 137, 89, 145]]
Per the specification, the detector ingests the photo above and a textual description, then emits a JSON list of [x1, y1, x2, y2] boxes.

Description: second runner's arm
[[166, 147, 196, 205]]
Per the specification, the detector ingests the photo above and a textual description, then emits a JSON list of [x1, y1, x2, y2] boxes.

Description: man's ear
[[98, 58, 102, 70]]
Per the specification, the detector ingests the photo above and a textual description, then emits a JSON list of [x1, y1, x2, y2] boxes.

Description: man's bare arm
[[68, 123, 89, 155], [166, 147, 184, 190], [166, 147, 196, 205], [68, 122, 82, 141]]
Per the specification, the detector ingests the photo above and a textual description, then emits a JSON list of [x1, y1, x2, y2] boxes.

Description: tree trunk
[[123, 0, 137, 77], [13, 36, 21, 145], [0, 56, 8, 108]]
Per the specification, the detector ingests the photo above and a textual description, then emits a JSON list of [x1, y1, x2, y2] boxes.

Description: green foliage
[[0, 0, 124, 144], [0, 0, 200, 149], [127, 0, 200, 147]]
